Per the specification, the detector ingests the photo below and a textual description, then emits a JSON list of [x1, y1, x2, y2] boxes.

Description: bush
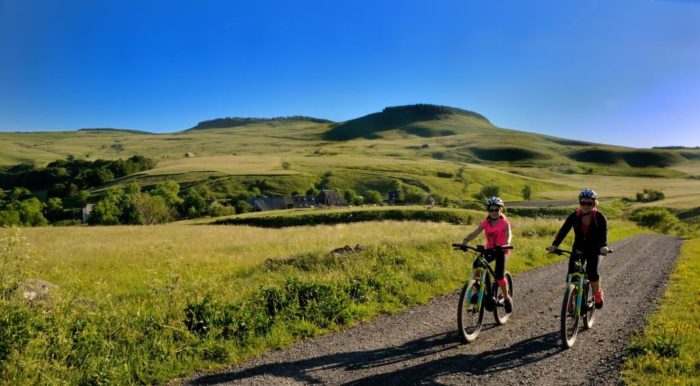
[[476, 185, 500, 200], [364, 190, 383, 205], [635, 189, 665, 203], [630, 207, 682, 234]]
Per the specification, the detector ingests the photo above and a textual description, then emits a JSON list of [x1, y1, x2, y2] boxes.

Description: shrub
[[476, 185, 500, 200], [635, 189, 665, 203], [630, 207, 682, 234]]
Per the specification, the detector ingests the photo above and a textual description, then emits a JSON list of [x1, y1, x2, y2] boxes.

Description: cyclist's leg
[[586, 252, 604, 307], [493, 250, 512, 312]]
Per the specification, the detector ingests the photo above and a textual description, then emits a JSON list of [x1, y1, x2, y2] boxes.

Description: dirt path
[[184, 234, 682, 386]]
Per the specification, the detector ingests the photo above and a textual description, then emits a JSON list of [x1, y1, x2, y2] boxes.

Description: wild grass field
[[2, 104, 700, 384], [622, 238, 700, 385], [0, 216, 647, 384]]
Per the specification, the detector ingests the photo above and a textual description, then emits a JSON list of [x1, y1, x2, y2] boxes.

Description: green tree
[[522, 185, 532, 201], [133, 194, 173, 224], [477, 185, 501, 200], [0, 210, 20, 226], [13, 198, 47, 226], [343, 189, 357, 204], [182, 186, 214, 218], [45, 197, 64, 222], [152, 181, 183, 208], [89, 189, 124, 225], [364, 190, 383, 205], [235, 200, 253, 214]]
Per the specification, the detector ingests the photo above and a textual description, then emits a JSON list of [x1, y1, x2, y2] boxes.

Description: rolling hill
[[2, 103, 699, 208]]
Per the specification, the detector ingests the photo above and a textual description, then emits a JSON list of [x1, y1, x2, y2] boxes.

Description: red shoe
[[594, 290, 604, 309]]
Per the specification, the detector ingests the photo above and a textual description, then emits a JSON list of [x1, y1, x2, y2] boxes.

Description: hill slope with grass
[[2, 104, 700, 210]]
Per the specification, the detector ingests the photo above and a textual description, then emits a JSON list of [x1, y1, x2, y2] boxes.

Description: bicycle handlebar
[[547, 248, 613, 256], [452, 243, 514, 252]]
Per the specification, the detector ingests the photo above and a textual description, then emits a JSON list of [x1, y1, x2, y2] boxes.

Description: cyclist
[[461, 196, 513, 313], [547, 189, 610, 309]]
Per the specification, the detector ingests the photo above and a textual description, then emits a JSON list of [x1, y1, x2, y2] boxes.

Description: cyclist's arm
[[504, 222, 512, 246], [598, 211, 609, 249], [551, 212, 576, 247], [463, 223, 484, 244]]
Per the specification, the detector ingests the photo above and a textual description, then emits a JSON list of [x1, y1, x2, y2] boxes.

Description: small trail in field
[[183, 234, 682, 386]]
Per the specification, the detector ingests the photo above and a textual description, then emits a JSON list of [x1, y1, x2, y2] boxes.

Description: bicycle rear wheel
[[458, 280, 484, 343], [561, 283, 580, 348], [493, 271, 513, 325], [583, 282, 596, 329]]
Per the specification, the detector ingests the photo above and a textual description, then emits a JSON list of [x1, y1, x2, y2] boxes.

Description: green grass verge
[[622, 237, 700, 385]]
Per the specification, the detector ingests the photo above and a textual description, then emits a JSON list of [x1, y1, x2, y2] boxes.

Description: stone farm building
[[250, 189, 348, 211]]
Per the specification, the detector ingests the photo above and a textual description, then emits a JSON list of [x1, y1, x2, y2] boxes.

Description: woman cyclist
[[547, 189, 610, 309], [461, 197, 513, 313]]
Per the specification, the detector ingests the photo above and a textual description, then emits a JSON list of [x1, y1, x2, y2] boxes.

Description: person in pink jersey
[[461, 197, 513, 313]]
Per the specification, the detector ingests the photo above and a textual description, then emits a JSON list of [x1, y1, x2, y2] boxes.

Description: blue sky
[[1, 0, 699, 148]]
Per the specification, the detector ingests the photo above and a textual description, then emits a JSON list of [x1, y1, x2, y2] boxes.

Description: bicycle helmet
[[578, 189, 597, 200], [485, 197, 505, 207]]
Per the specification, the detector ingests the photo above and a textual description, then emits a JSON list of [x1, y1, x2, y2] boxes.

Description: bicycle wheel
[[583, 282, 596, 329], [458, 280, 484, 343], [561, 283, 580, 348], [493, 271, 513, 325]]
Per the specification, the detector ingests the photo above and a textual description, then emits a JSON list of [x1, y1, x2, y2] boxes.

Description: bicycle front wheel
[[458, 280, 484, 343], [583, 282, 596, 329], [561, 283, 580, 348], [493, 272, 513, 325]]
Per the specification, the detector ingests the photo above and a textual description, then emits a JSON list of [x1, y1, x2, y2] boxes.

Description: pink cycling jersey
[[481, 216, 511, 254]]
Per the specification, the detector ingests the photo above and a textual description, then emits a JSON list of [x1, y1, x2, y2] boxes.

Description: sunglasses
[[579, 201, 594, 207], [488, 208, 500, 213]]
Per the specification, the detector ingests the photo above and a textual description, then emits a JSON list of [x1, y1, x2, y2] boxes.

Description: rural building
[[251, 196, 295, 211], [81, 203, 94, 223], [250, 190, 347, 211], [317, 189, 347, 206]]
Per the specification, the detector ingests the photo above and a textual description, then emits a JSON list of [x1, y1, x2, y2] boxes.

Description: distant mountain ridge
[[187, 116, 333, 131], [78, 128, 152, 134]]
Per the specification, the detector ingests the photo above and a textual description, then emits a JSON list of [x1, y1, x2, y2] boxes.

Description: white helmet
[[486, 197, 505, 207], [579, 189, 597, 200]]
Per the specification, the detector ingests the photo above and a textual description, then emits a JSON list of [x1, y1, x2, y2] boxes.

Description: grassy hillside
[[2, 104, 699, 210]]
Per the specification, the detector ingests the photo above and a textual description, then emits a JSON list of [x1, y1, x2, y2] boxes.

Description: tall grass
[[622, 238, 700, 385], [0, 218, 646, 384]]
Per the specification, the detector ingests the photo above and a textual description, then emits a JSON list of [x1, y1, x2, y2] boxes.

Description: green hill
[[324, 104, 492, 140], [2, 103, 699, 210]]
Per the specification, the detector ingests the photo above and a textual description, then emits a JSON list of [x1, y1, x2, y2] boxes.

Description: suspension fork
[[471, 267, 488, 309], [567, 273, 585, 316]]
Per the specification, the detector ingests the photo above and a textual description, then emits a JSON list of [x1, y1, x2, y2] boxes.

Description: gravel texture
[[183, 234, 682, 386]]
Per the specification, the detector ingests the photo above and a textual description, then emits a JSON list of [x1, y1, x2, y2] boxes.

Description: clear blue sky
[[1, 0, 699, 148]]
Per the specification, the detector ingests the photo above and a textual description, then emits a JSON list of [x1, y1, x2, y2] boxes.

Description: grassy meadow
[[0, 216, 646, 384], [2, 105, 700, 384], [622, 238, 700, 385]]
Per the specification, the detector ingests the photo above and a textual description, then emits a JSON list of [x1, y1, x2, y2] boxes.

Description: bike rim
[[458, 284, 483, 341], [562, 287, 579, 347]]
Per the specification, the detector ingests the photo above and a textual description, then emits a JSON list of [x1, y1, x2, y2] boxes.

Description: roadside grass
[[0, 217, 646, 384], [622, 237, 700, 386]]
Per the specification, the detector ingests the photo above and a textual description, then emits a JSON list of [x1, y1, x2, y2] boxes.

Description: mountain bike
[[550, 248, 611, 348], [452, 244, 514, 343]]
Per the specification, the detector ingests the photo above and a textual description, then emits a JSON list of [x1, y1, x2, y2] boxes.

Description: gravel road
[[184, 234, 682, 386]]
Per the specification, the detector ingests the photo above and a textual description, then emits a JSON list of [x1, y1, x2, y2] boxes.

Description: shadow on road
[[188, 330, 562, 385]]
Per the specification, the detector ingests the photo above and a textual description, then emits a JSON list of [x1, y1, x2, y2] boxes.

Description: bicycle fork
[[567, 273, 585, 316], [471, 268, 488, 309]]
